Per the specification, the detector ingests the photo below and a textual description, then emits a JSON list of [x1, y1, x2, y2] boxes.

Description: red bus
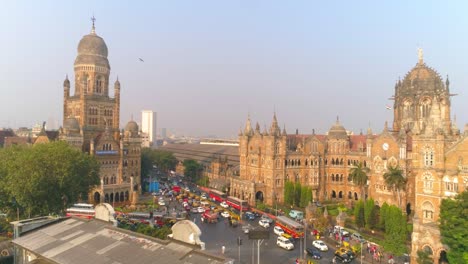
[[127, 212, 151, 224], [275, 216, 304, 239], [66, 203, 95, 219], [209, 189, 227, 202], [226, 196, 249, 211]]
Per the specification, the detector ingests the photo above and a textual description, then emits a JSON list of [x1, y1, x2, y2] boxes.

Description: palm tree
[[383, 165, 407, 209], [349, 162, 369, 200]]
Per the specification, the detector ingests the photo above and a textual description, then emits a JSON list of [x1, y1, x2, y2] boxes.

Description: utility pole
[[257, 239, 264, 264]]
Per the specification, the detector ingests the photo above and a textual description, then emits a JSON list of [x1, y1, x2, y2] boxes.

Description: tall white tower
[[141, 110, 157, 147]]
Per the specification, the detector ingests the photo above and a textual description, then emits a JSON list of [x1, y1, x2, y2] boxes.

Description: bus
[[209, 189, 227, 202], [226, 196, 249, 211], [66, 203, 95, 219], [127, 212, 152, 224], [275, 216, 304, 239]]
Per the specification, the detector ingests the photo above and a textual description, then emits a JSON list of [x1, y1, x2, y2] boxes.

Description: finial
[[418, 47, 423, 64], [336, 115, 340, 124], [91, 15, 96, 34]]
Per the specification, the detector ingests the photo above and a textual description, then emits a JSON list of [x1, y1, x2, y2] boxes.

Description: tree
[[300, 187, 313, 208], [284, 181, 294, 206], [440, 190, 468, 263], [383, 165, 407, 209], [294, 182, 302, 207], [383, 205, 407, 255], [364, 198, 375, 229], [0, 142, 99, 217], [416, 249, 433, 264], [349, 162, 369, 200], [354, 200, 365, 228], [183, 159, 203, 181], [378, 202, 389, 231]]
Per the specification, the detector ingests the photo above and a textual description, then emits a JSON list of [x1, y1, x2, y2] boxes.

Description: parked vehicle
[[220, 201, 229, 208], [288, 210, 304, 220], [276, 236, 294, 250], [244, 212, 255, 220], [273, 226, 284, 236], [351, 232, 366, 243], [306, 247, 322, 259], [260, 214, 274, 224], [312, 240, 328, 251], [259, 219, 270, 228]]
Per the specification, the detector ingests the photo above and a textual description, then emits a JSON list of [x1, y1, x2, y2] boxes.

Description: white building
[[141, 110, 157, 147]]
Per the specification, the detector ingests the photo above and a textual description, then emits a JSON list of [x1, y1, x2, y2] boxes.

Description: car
[[351, 232, 366, 243], [242, 224, 252, 234], [220, 201, 229, 208], [305, 247, 322, 259], [273, 226, 284, 236], [221, 211, 231, 218], [259, 219, 270, 228], [276, 236, 294, 250], [312, 240, 328, 251], [336, 247, 356, 260], [158, 200, 165, 206], [191, 207, 199, 213], [201, 193, 208, 200], [334, 251, 352, 263], [244, 212, 255, 220], [260, 214, 273, 224], [197, 207, 206, 213]]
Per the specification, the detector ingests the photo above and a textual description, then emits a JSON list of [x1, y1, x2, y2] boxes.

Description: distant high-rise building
[[161, 128, 167, 139], [141, 110, 157, 146]]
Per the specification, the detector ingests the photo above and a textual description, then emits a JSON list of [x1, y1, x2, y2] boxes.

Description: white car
[[158, 200, 165, 206], [274, 226, 284, 236], [220, 201, 229, 208], [259, 219, 270, 228], [197, 207, 206, 213], [277, 236, 294, 250], [221, 211, 231, 218], [201, 194, 208, 200], [312, 240, 328, 251]]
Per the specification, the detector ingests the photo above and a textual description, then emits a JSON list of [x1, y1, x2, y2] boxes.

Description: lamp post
[[360, 241, 364, 264]]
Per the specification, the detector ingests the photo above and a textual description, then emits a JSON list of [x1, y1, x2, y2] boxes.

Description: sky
[[1, 1, 468, 138]]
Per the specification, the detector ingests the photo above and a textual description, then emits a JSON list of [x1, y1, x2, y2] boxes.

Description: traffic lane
[[198, 219, 303, 264]]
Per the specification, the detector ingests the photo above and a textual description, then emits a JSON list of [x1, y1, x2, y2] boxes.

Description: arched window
[[423, 146, 434, 167], [423, 172, 434, 193], [422, 201, 434, 220], [421, 98, 431, 118], [275, 143, 280, 153]]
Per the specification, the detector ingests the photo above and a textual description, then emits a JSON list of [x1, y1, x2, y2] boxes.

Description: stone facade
[[59, 22, 141, 205], [232, 51, 465, 263]]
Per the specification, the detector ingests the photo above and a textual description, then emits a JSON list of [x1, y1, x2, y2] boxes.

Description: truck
[[201, 210, 218, 223]]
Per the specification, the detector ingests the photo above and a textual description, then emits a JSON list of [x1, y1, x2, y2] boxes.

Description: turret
[[63, 75, 70, 121], [244, 115, 253, 136]]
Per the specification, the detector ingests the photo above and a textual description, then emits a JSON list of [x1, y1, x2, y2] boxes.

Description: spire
[[282, 124, 287, 136], [446, 75, 450, 91], [244, 114, 253, 136], [90, 15, 96, 34], [383, 121, 389, 132], [336, 115, 340, 125], [263, 125, 268, 136], [238, 126, 243, 136], [367, 122, 373, 136], [63, 74, 70, 87], [255, 122, 261, 134], [418, 47, 423, 65], [269, 112, 281, 136]]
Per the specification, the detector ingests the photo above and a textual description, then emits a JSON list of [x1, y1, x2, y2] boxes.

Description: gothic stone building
[[232, 52, 467, 263], [59, 22, 141, 205]]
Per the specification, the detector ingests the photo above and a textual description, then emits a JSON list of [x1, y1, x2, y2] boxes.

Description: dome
[[124, 120, 139, 132], [74, 32, 110, 68], [63, 117, 80, 132], [328, 119, 348, 139], [399, 51, 445, 93]]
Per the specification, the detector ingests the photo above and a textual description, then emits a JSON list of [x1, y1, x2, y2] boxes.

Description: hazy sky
[[2, 1, 468, 138]]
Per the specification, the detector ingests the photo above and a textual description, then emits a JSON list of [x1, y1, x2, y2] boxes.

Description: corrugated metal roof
[[13, 218, 231, 264]]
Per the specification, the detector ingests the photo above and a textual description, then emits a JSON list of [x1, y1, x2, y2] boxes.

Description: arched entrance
[[105, 194, 109, 203], [439, 250, 448, 264], [93, 192, 101, 203], [110, 193, 114, 203], [406, 203, 412, 215], [255, 191, 264, 202], [354, 192, 358, 200], [331, 190, 336, 199]]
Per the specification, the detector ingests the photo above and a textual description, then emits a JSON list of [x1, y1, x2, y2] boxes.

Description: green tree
[[383, 205, 407, 255], [294, 182, 302, 207], [379, 202, 389, 231], [416, 249, 433, 264], [0, 142, 99, 217], [349, 162, 369, 200], [284, 181, 294, 206], [440, 191, 468, 263], [383, 165, 407, 209], [183, 159, 203, 181], [354, 200, 365, 228], [364, 198, 375, 229]]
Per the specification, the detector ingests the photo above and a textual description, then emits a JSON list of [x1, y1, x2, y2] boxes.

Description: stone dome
[[399, 54, 445, 93], [124, 120, 139, 132], [328, 120, 348, 139], [63, 117, 80, 132], [74, 32, 110, 68]]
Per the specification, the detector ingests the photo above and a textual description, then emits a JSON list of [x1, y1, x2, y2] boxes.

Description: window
[[421, 98, 431, 118], [423, 146, 434, 167], [422, 201, 434, 220], [275, 143, 280, 153], [423, 172, 434, 193]]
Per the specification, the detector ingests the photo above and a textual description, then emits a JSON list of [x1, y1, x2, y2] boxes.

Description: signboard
[[96, 150, 118, 155], [248, 230, 270, 240]]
